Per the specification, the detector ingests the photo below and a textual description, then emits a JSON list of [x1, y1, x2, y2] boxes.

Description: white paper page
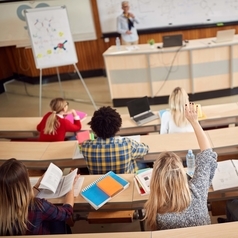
[[58, 168, 78, 197], [39, 163, 62, 193], [231, 160, 238, 172], [74, 176, 85, 197], [29, 177, 39, 187], [37, 180, 63, 199], [212, 160, 238, 191], [73, 145, 84, 159], [125, 135, 141, 143], [116, 135, 141, 143]]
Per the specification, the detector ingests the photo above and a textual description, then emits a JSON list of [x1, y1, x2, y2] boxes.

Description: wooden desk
[[1, 126, 238, 169], [200, 102, 238, 129], [1, 102, 238, 139], [152, 222, 238, 238], [18, 232, 152, 238], [103, 36, 238, 106], [0, 116, 159, 138], [0, 141, 86, 169], [206, 126, 238, 156], [141, 132, 200, 161], [12, 222, 238, 237]]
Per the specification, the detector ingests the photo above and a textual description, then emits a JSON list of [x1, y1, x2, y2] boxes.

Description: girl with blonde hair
[[160, 87, 193, 134], [37, 97, 81, 141], [144, 103, 217, 230], [0, 158, 79, 235]]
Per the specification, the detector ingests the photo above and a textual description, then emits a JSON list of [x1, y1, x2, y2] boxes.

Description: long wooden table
[[12, 222, 238, 237], [33, 173, 238, 234], [0, 141, 82, 169], [0, 126, 238, 169], [103, 36, 238, 107], [39, 173, 238, 233], [0, 102, 238, 139]]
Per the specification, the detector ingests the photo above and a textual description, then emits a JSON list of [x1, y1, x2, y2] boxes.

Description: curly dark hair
[[88, 106, 122, 139]]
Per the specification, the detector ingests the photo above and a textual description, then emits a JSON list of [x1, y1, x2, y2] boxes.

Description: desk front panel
[[150, 50, 191, 96], [104, 40, 238, 103], [142, 133, 200, 161], [192, 46, 231, 93], [104, 54, 151, 99], [152, 222, 238, 238]]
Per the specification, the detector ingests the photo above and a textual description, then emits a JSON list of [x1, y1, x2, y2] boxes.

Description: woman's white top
[[160, 110, 194, 134]]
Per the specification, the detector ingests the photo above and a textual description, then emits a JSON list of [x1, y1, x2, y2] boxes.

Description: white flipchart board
[[24, 6, 78, 69]]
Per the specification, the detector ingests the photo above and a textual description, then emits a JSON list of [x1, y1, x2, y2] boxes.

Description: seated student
[[0, 158, 79, 235], [144, 103, 217, 230], [160, 87, 194, 134], [217, 199, 238, 223], [81, 106, 149, 174], [37, 98, 82, 141]]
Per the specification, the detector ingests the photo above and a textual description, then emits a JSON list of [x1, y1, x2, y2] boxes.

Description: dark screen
[[127, 96, 150, 117]]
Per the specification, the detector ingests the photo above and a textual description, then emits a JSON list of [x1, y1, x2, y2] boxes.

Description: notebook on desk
[[212, 29, 235, 43], [126, 96, 158, 126]]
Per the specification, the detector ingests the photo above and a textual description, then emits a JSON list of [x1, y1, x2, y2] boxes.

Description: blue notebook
[[80, 171, 129, 210]]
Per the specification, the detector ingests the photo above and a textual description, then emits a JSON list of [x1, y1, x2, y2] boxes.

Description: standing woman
[[117, 1, 139, 45], [0, 158, 78, 235], [160, 87, 193, 134], [144, 103, 217, 230], [37, 98, 81, 141]]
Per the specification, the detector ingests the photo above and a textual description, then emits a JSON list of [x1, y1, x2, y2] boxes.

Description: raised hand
[[185, 102, 198, 124]]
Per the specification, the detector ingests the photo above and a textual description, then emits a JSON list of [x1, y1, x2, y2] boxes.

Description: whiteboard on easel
[[24, 6, 78, 69]]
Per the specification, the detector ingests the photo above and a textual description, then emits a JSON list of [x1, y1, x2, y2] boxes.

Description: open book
[[80, 171, 129, 210], [31, 163, 83, 199], [212, 160, 238, 191], [134, 168, 153, 195]]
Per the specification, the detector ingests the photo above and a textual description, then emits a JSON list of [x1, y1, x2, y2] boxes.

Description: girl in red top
[[37, 98, 81, 141]]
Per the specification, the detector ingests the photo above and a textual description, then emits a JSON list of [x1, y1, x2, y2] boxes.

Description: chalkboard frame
[[96, 0, 238, 38], [102, 21, 238, 38]]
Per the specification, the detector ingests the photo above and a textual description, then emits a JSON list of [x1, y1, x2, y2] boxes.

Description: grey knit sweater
[[156, 149, 217, 230]]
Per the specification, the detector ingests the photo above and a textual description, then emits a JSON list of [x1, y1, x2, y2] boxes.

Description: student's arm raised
[[185, 103, 212, 152]]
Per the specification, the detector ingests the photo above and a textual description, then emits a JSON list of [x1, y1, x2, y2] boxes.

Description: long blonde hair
[[0, 158, 35, 235], [44, 98, 67, 135], [144, 152, 191, 230], [169, 87, 189, 127]]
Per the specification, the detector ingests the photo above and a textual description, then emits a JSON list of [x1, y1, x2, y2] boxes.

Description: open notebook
[[126, 96, 158, 125]]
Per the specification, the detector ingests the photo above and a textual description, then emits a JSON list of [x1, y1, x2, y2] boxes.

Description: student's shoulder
[[161, 110, 171, 119], [42, 111, 52, 118]]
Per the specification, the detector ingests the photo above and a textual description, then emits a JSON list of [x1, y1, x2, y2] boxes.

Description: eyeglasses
[[123, 5, 129, 8]]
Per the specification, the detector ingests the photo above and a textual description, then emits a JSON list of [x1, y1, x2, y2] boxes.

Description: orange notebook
[[96, 175, 124, 197]]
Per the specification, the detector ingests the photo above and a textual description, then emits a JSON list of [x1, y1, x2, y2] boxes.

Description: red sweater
[[37, 112, 82, 142]]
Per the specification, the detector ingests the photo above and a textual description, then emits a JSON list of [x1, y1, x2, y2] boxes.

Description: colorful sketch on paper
[[25, 7, 78, 69]]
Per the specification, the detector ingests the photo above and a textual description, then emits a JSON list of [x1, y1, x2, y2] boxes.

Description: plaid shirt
[[26, 198, 73, 235], [81, 137, 149, 174]]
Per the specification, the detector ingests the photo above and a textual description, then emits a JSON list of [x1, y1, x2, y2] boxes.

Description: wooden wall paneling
[[2, 0, 238, 80], [0, 47, 13, 80]]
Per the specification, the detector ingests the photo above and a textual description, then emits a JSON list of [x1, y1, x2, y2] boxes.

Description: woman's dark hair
[[88, 106, 122, 139]]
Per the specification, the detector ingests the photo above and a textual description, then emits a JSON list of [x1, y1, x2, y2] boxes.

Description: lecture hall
[[0, 0, 238, 237]]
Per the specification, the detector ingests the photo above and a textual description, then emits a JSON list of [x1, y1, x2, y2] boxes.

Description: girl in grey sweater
[[144, 103, 217, 230]]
